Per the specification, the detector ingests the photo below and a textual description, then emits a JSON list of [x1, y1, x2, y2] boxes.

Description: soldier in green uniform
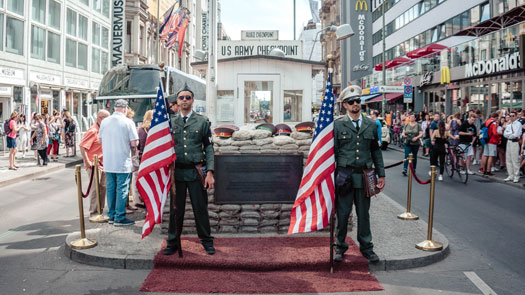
[[333, 85, 385, 263], [164, 84, 216, 256]]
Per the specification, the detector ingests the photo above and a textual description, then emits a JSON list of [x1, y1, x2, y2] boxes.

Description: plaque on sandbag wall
[[215, 154, 303, 204]]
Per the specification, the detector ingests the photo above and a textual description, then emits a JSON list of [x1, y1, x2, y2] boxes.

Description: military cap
[[339, 85, 362, 103], [219, 124, 239, 131], [295, 121, 315, 133], [275, 123, 292, 136], [256, 123, 276, 134], [214, 126, 235, 138], [176, 82, 194, 98]]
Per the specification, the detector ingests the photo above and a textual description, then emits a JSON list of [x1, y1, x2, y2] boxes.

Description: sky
[[219, 0, 316, 40]]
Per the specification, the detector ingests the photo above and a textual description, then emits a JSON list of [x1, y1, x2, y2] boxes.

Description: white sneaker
[[504, 176, 513, 182], [428, 171, 432, 176], [491, 167, 499, 172], [472, 159, 478, 165], [513, 177, 520, 183], [460, 170, 466, 175], [438, 175, 443, 181]]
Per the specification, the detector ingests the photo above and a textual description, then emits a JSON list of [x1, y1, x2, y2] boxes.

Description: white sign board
[[65, 77, 89, 89], [29, 72, 61, 85], [201, 12, 208, 51], [218, 40, 302, 59], [241, 30, 279, 40], [111, 0, 125, 67], [0, 86, 12, 96], [377, 85, 404, 93], [0, 66, 25, 85]]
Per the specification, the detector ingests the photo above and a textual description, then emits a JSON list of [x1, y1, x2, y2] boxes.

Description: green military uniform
[[167, 111, 215, 248], [334, 114, 385, 256]]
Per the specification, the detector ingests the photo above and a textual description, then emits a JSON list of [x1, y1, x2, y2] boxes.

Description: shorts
[[7, 136, 17, 149], [458, 144, 473, 157], [482, 143, 497, 157]]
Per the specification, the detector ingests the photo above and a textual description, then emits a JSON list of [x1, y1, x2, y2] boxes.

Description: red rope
[[409, 162, 431, 185], [384, 159, 406, 169], [75, 168, 95, 198]]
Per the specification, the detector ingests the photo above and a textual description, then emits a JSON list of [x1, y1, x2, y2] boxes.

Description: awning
[[455, 5, 525, 37], [367, 93, 403, 103], [386, 57, 412, 69], [374, 61, 390, 71], [361, 93, 380, 104], [406, 43, 447, 59]]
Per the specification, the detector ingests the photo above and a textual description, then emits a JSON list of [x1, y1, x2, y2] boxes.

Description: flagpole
[[156, 0, 161, 63], [327, 55, 336, 274]]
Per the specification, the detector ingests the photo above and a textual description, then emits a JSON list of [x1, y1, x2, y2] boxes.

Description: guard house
[[192, 32, 325, 126]]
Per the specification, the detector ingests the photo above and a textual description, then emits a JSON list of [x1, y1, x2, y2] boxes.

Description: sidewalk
[[64, 192, 449, 271], [0, 146, 82, 188], [388, 144, 525, 190]]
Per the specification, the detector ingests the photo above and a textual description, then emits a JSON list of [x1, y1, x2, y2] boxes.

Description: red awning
[[407, 43, 447, 59], [386, 57, 411, 69], [455, 4, 525, 37], [367, 93, 403, 103], [374, 61, 390, 71]]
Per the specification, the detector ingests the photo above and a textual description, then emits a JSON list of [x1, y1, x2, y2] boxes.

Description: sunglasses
[[178, 95, 193, 100], [346, 99, 361, 105]]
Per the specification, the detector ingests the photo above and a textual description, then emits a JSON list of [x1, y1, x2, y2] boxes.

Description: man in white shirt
[[503, 111, 523, 183], [98, 99, 139, 226]]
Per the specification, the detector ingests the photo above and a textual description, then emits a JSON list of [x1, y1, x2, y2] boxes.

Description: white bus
[[95, 64, 206, 124]]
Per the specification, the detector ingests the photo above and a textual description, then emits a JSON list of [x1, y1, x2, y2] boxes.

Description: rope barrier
[[384, 159, 406, 169], [75, 168, 95, 198], [409, 162, 430, 185]]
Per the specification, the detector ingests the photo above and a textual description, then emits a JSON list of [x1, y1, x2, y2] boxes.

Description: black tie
[[183, 116, 188, 124], [353, 120, 360, 132]]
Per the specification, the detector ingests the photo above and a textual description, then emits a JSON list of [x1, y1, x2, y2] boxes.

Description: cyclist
[[430, 120, 459, 181], [457, 115, 477, 175]]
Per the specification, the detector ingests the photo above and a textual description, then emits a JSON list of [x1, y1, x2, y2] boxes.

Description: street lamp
[[309, 24, 354, 60]]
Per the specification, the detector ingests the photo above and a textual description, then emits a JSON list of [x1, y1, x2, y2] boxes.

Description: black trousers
[[167, 179, 213, 248], [430, 148, 446, 175], [37, 148, 48, 164]]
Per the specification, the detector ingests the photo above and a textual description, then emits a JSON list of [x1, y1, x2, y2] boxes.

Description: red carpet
[[140, 237, 383, 293]]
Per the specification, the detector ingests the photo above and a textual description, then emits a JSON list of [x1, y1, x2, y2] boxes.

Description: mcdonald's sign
[[356, 0, 368, 11]]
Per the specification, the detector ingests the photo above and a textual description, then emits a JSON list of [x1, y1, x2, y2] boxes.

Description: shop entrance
[[40, 99, 50, 115]]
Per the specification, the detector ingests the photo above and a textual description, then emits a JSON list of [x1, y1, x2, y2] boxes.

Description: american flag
[[137, 83, 176, 238], [288, 72, 336, 234]]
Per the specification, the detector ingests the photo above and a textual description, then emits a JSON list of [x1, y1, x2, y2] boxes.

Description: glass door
[[237, 74, 280, 126]]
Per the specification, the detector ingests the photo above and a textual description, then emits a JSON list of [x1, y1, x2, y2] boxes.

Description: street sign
[[379, 85, 404, 93], [403, 85, 413, 103], [403, 77, 412, 85], [370, 86, 380, 94]]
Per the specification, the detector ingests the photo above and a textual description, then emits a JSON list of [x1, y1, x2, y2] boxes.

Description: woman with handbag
[[63, 111, 76, 157], [402, 113, 423, 176], [47, 116, 61, 162], [32, 114, 49, 166]]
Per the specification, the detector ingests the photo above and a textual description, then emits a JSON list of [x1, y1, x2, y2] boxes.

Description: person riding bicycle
[[457, 115, 477, 175], [430, 120, 459, 181]]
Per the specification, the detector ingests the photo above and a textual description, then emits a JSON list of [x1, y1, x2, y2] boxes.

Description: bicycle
[[444, 144, 470, 184]]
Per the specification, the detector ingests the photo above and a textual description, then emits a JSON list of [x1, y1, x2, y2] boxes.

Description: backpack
[[67, 120, 76, 133], [480, 121, 495, 145], [3, 120, 12, 135]]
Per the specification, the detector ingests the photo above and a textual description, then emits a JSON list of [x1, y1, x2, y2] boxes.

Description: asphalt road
[[1, 158, 524, 295], [378, 148, 525, 295]]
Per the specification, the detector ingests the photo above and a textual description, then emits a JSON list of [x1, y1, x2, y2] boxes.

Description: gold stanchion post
[[398, 153, 418, 220], [89, 155, 108, 223], [71, 165, 98, 249], [416, 165, 443, 251]]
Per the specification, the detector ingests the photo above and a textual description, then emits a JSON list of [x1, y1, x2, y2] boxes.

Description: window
[[102, 0, 110, 17], [94, 0, 101, 11], [102, 27, 109, 49], [7, 0, 24, 16], [66, 39, 77, 67], [101, 51, 109, 74], [92, 22, 100, 46], [244, 81, 274, 124], [32, 0, 46, 24], [78, 15, 88, 41], [47, 31, 60, 63], [6, 17, 23, 55], [283, 91, 302, 122], [78, 43, 88, 70], [480, 3, 490, 22], [126, 21, 132, 53], [31, 25, 45, 59], [79, 0, 89, 6], [67, 9, 76, 36], [48, 1, 60, 30], [92, 48, 100, 73], [0, 15, 3, 51]]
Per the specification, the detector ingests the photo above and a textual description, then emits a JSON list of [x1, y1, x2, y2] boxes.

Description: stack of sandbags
[[259, 204, 281, 233], [218, 204, 241, 233], [240, 205, 261, 233]]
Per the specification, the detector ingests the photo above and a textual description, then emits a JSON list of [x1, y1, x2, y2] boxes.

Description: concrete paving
[[64, 192, 449, 271], [0, 147, 82, 188]]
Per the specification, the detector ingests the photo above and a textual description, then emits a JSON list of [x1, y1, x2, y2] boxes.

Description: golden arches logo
[[355, 0, 368, 11]]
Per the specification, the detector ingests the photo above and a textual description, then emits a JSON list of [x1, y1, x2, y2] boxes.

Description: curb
[[0, 159, 82, 188], [387, 145, 525, 190]]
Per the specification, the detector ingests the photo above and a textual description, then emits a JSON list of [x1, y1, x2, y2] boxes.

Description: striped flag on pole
[[137, 83, 176, 238], [288, 71, 336, 234]]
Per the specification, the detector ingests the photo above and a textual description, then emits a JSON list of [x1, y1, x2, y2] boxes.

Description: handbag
[[194, 163, 208, 190], [362, 168, 380, 198]]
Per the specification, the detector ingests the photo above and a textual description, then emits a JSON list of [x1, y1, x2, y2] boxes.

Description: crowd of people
[[382, 109, 525, 183], [2, 109, 77, 170]]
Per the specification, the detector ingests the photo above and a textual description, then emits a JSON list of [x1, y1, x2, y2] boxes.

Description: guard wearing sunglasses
[[333, 85, 385, 263], [164, 83, 216, 256]]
